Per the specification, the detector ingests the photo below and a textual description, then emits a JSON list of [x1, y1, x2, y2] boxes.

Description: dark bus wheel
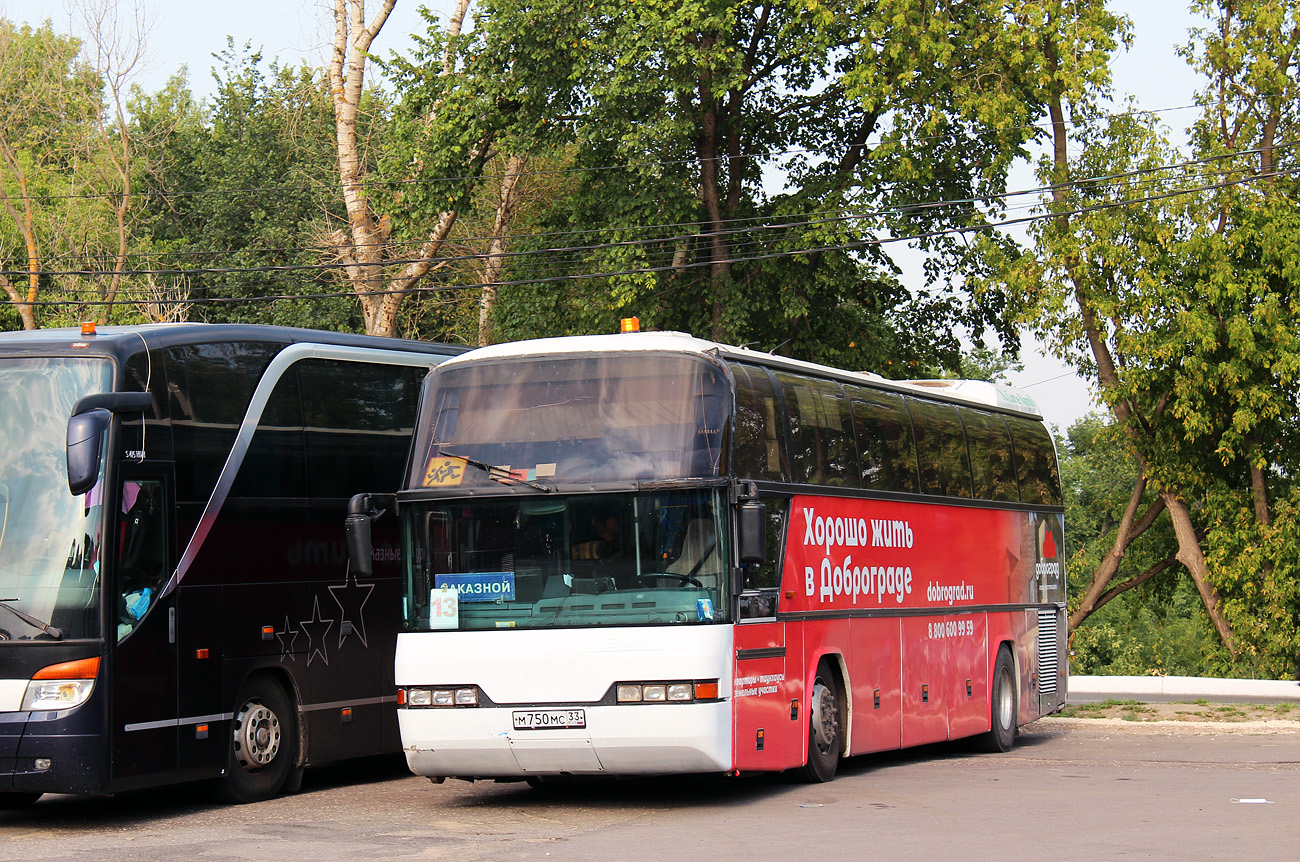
[[978, 646, 1017, 753], [213, 676, 297, 804], [796, 661, 842, 783]]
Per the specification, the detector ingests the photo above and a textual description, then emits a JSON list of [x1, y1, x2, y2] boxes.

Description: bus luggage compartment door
[[732, 620, 794, 771]]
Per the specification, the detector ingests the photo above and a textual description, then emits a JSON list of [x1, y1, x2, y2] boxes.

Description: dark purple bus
[[0, 324, 463, 806]]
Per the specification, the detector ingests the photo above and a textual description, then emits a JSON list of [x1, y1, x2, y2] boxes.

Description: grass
[[1056, 699, 1300, 722]]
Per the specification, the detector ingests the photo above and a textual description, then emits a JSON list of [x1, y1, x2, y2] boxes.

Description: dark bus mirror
[[344, 511, 374, 576], [66, 408, 111, 496], [737, 499, 766, 565], [345, 493, 393, 576]]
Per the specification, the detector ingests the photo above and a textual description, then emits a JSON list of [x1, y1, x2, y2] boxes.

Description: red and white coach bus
[[346, 327, 1066, 782]]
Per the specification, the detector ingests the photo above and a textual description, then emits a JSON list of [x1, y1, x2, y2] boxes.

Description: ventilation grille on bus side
[[1037, 609, 1060, 695]]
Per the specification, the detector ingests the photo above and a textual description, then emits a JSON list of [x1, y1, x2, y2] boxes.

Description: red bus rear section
[[734, 495, 1065, 772]]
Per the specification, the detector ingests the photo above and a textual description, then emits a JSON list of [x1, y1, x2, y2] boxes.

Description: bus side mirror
[[344, 512, 373, 577], [66, 391, 153, 496], [67, 409, 111, 496], [737, 499, 766, 565], [345, 493, 393, 577]]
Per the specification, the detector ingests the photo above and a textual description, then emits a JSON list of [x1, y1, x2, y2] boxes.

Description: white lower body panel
[[396, 626, 735, 778], [401, 701, 733, 777]]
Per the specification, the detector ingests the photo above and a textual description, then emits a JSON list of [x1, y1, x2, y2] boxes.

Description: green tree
[[390, 0, 1124, 372], [991, 0, 1300, 673], [0, 19, 104, 330], [134, 45, 360, 329]]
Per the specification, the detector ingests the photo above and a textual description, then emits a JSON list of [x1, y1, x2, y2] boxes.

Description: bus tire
[[0, 792, 41, 808], [978, 646, 1017, 753], [796, 661, 842, 783], [214, 676, 297, 804]]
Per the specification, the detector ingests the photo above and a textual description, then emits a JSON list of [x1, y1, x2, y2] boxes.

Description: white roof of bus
[[441, 331, 1044, 418]]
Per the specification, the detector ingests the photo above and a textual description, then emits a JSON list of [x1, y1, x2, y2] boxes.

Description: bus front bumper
[[399, 701, 733, 779], [0, 708, 108, 795]]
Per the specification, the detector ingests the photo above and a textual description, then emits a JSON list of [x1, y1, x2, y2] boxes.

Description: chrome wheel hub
[[234, 701, 281, 770]]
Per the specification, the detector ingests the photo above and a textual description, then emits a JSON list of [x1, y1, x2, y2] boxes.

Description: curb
[[1069, 675, 1300, 704]]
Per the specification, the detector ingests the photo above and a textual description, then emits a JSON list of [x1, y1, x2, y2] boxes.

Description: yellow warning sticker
[[421, 457, 467, 487]]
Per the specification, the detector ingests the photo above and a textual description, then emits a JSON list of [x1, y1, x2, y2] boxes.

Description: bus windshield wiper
[[0, 599, 63, 640], [436, 450, 553, 493]]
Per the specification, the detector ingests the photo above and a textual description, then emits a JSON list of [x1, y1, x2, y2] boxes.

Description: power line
[[13, 163, 1291, 310], [9, 138, 1288, 280], [1, 95, 1287, 208]]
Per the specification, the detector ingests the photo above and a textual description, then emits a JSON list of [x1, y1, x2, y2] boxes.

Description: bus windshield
[[402, 488, 729, 630], [0, 357, 112, 641], [410, 353, 730, 486]]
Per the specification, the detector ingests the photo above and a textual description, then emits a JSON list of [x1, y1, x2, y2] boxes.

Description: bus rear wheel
[[977, 646, 1017, 753], [796, 661, 842, 783], [213, 676, 299, 804]]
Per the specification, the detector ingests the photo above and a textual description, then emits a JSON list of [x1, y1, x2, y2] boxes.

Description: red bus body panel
[[733, 494, 1063, 770]]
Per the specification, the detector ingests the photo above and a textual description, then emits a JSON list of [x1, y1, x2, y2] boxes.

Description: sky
[[2, 0, 1208, 432]]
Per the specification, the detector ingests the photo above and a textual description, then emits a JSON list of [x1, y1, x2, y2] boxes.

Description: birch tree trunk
[[477, 154, 527, 346], [329, 0, 476, 338]]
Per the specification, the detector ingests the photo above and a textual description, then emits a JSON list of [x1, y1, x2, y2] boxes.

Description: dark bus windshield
[[0, 357, 113, 641], [410, 353, 730, 486], [402, 489, 729, 630]]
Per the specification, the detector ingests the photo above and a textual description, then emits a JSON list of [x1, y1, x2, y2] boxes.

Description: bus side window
[[230, 365, 306, 500], [299, 359, 425, 499], [738, 496, 787, 619], [117, 479, 166, 641], [165, 342, 280, 507], [1006, 415, 1063, 506], [729, 364, 789, 482], [773, 372, 857, 487], [847, 386, 919, 494], [908, 398, 973, 498], [962, 408, 1019, 502]]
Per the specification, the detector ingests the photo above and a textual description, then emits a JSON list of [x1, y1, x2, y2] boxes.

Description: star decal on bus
[[329, 570, 375, 648], [276, 616, 300, 662], [299, 597, 335, 666]]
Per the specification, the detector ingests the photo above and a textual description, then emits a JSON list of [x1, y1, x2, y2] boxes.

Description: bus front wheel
[[978, 646, 1017, 753], [214, 676, 299, 804], [796, 661, 842, 783]]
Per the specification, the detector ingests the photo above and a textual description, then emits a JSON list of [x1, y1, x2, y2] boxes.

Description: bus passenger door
[[110, 476, 179, 788], [732, 497, 800, 771]]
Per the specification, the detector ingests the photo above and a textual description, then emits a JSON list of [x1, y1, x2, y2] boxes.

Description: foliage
[[990, 0, 1300, 675], [132, 44, 363, 330], [392, 0, 1125, 373], [1202, 486, 1300, 678], [1059, 415, 1220, 675], [0, 19, 109, 330]]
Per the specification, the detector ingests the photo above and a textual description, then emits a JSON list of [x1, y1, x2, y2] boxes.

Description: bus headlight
[[21, 657, 100, 711], [402, 686, 479, 707], [22, 679, 95, 711], [616, 680, 719, 703]]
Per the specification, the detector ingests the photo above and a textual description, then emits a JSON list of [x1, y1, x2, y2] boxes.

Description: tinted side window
[[962, 409, 1018, 502], [847, 386, 918, 493], [738, 496, 788, 614], [1006, 415, 1062, 506], [773, 371, 857, 487], [729, 363, 789, 482], [908, 399, 972, 498], [229, 368, 306, 499], [165, 342, 280, 505], [299, 359, 426, 498], [120, 350, 173, 463]]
